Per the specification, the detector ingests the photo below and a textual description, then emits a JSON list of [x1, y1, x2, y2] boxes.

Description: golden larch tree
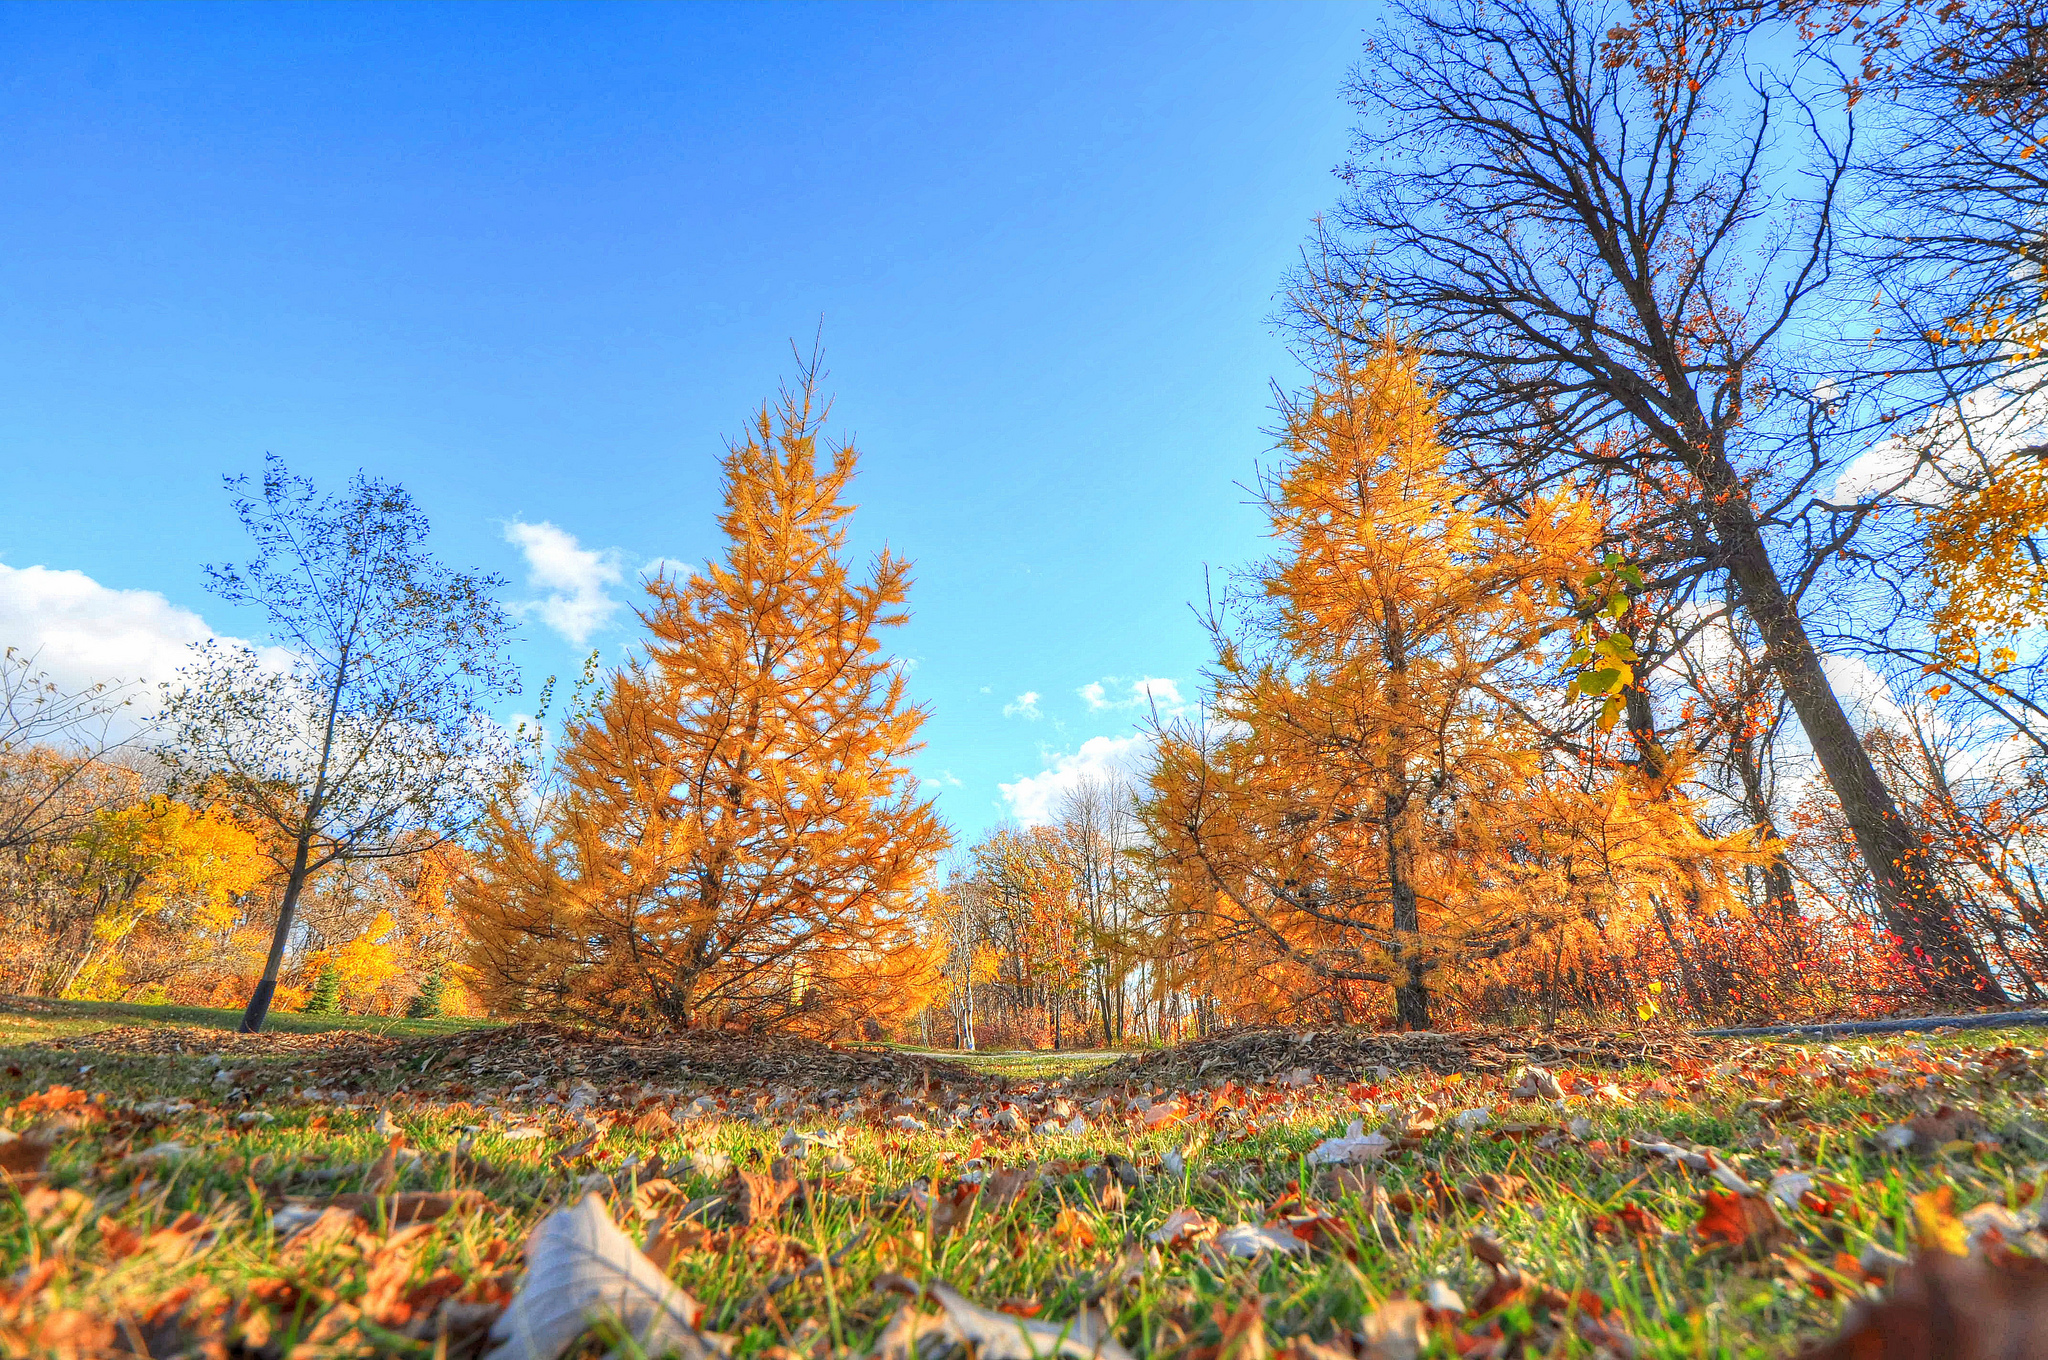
[[1145, 332, 1609, 1028], [462, 374, 947, 1033]]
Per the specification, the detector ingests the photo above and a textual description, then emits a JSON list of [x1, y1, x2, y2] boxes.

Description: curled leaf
[[485, 1194, 722, 1360]]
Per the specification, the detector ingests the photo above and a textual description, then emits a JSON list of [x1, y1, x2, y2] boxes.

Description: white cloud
[[505, 521, 625, 647], [1830, 378, 2048, 506], [0, 563, 214, 695], [1079, 675, 1187, 716], [1002, 691, 1043, 721], [1820, 653, 1912, 732], [639, 555, 691, 582], [1000, 733, 1152, 826], [919, 768, 966, 794], [0, 563, 295, 736]]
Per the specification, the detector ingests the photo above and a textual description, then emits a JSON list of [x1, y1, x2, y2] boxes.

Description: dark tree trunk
[[1703, 463, 2006, 1003], [241, 831, 313, 1033]]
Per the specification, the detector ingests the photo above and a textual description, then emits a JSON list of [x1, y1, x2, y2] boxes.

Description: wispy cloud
[[1002, 691, 1043, 721], [1078, 675, 1187, 716], [1000, 734, 1152, 825], [504, 521, 625, 647]]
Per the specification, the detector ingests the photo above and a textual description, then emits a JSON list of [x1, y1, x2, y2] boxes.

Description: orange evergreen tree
[[462, 375, 947, 1033], [1145, 332, 1682, 1028]]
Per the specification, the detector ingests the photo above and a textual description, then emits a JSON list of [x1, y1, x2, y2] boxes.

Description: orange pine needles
[[461, 374, 947, 1034], [1145, 331, 1760, 1029]]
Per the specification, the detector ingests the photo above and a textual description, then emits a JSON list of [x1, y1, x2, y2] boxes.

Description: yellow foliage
[[327, 910, 404, 1000], [63, 796, 266, 1000], [1922, 447, 2048, 673]]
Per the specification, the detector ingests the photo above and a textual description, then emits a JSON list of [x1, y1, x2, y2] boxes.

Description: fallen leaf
[[0, 1131, 53, 1187], [1215, 1295, 1267, 1360], [365, 1134, 403, 1195], [735, 1158, 800, 1225], [1695, 1187, 1786, 1257], [1795, 1250, 2048, 1360], [1212, 1222, 1310, 1260], [1150, 1207, 1219, 1249], [1914, 1186, 1970, 1257], [485, 1194, 719, 1360], [327, 1190, 489, 1226], [1356, 1299, 1428, 1360], [1457, 1172, 1528, 1206], [15, 1086, 91, 1117], [1052, 1207, 1097, 1250], [982, 1163, 1038, 1209], [869, 1302, 955, 1360], [921, 1278, 1133, 1360], [1509, 1066, 1564, 1101], [1308, 1121, 1392, 1167]]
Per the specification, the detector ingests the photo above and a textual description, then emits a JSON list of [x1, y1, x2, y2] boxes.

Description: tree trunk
[[1395, 961, 1430, 1030], [1388, 821, 1430, 1029], [242, 832, 313, 1033], [1702, 456, 2004, 1003]]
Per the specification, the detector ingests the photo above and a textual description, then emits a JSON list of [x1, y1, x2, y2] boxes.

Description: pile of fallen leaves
[[33, 1024, 397, 1061], [42, 1020, 984, 1096], [1089, 1023, 1732, 1087]]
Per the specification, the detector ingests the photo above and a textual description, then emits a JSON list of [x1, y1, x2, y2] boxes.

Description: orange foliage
[[461, 373, 948, 1035]]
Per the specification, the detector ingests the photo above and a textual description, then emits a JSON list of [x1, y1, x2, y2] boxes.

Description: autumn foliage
[[460, 375, 948, 1035]]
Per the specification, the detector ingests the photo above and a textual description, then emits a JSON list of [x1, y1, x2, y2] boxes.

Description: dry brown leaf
[[736, 1158, 801, 1225], [876, 1273, 1135, 1360], [327, 1189, 488, 1226], [0, 1133, 52, 1188], [365, 1133, 403, 1195], [982, 1163, 1038, 1210], [1215, 1295, 1268, 1360], [1052, 1207, 1097, 1250], [1150, 1207, 1220, 1249], [550, 1132, 600, 1171], [643, 1212, 717, 1272], [1356, 1300, 1428, 1360], [484, 1193, 719, 1360], [1694, 1187, 1787, 1257], [1794, 1251, 2048, 1360], [1905, 1106, 1990, 1151], [1458, 1173, 1529, 1206]]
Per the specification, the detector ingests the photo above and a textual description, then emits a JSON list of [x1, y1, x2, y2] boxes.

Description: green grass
[[1, 1012, 2042, 1357], [0, 994, 496, 1045], [896, 1045, 1125, 1080]]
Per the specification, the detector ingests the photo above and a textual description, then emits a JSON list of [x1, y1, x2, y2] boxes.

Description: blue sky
[[0, 1, 1370, 837]]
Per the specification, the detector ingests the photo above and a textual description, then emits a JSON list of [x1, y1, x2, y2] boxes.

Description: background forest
[[7, 0, 2048, 1043]]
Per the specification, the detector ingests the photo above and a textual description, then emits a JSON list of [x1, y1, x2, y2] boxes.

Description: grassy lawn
[[1, 1014, 2043, 1356], [0, 994, 495, 1046]]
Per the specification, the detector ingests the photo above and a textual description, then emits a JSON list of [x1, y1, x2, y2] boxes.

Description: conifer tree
[[1145, 333, 1748, 1027], [463, 372, 947, 1033], [405, 968, 445, 1019], [302, 962, 341, 1016]]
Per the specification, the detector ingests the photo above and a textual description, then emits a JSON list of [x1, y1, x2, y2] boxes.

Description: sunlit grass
[[2, 1012, 2043, 1356]]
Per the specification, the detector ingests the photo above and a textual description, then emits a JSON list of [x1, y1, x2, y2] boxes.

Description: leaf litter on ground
[[5, 1019, 2048, 1356]]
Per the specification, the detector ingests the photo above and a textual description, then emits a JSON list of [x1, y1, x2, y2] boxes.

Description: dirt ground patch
[[1086, 1023, 1732, 1087], [38, 1019, 983, 1092]]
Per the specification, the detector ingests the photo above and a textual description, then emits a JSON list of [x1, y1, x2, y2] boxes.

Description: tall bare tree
[[1309, 0, 2004, 1000]]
